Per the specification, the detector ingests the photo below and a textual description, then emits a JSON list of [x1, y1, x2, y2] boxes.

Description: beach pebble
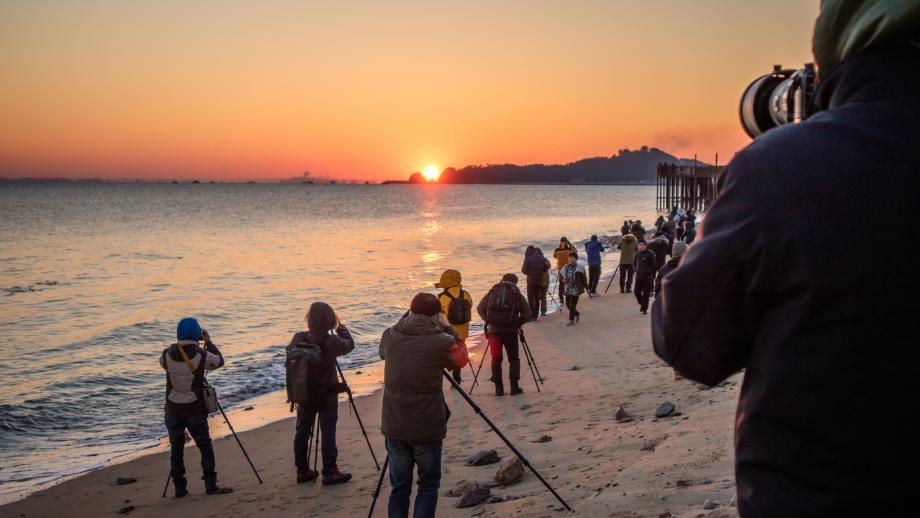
[[117, 505, 135, 515], [655, 402, 676, 418], [614, 406, 633, 422], [568, 366, 580, 371], [467, 449, 501, 466], [675, 479, 691, 488], [703, 499, 719, 510], [457, 487, 491, 508], [243, 406, 254, 411], [641, 440, 658, 451], [115, 477, 137, 486], [446, 479, 479, 497], [488, 495, 504, 504], [495, 458, 524, 485], [533, 435, 552, 443]]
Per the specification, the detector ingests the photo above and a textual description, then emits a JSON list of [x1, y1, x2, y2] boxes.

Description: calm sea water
[[0, 183, 656, 501]]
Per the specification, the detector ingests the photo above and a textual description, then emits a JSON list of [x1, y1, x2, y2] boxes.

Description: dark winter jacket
[[288, 328, 355, 409], [647, 237, 670, 270], [654, 256, 679, 296], [652, 46, 920, 517], [522, 245, 549, 285], [633, 249, 657, 279], [476, 281, 531, 333], [584, 239, 605, 266], [379, 313, 468, 443], [617, 234, 638, 265]]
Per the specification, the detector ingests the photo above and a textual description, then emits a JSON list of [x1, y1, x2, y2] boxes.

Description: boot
[[322, 465, 353, 486], [173, 477, 188, 498], [494, 380, 505, 396], [204, 475, 233, 495], [297, 469, 319, 484], [510, 380, 523, 396]]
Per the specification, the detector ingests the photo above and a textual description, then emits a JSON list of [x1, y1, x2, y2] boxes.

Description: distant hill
[[432, 146, 706, 185]]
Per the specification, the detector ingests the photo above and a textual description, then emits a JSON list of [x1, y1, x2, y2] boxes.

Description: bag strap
[[442, 289, 456, 301], [175, 343, 204, 377]]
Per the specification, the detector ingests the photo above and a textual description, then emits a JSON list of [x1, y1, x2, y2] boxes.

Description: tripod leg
[[519, 336, 541, 392], [216, 400, 263, 484], [442, 372, 573, 512], [368, 454, 390, 518], [313, 414, 320, 476], [336, 361, 381, 470], [469, 337, 491, 394], [519, 333, 544, 384], [162, 469, 171, 498], [604, 264, 621, 294]]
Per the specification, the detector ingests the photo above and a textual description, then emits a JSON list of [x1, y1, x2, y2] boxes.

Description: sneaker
[[566, 321, 574, 327], [620, 289, 625, 294], [174, 486, 188, 499], [206, 485, 234, 495], [626, 288, 632, 293], [510, 385, 523, 396], [494, 384, 505, 396], [641, 309, 648, 315], [322, 466, 353, 486], [574, 314, 580, 323], [297, 469, 319, 484]]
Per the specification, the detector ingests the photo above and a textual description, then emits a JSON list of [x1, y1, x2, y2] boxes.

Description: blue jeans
[[294, 404, 339, 475], [386, 438, 443, 518], [164, 414, 216, 489]]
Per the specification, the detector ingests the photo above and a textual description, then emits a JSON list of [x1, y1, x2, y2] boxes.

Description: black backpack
[[285, 334, 325, 410], [442, 289, 472, 325], [485, 282, 519, 327]]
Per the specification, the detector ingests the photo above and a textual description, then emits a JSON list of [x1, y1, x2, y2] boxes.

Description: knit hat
[[177, 317, 201, 341], [672, 241, 689, 258], [501, 273, 519, 285], [410, 292, 441, 317], [306, 301, 337, 333]]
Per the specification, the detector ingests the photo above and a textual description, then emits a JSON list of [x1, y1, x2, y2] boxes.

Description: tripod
[[367, 372, 572, 515], [162, 395, 263, 497], [603, 264, 622, 294], [470, 332, 541, 394], [336, 360, 381, 470]]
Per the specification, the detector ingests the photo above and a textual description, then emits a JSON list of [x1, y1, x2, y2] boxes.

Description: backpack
[[442, 289, 472, 325], [285, 335, 325, 410], [485, 282, 519, 327]]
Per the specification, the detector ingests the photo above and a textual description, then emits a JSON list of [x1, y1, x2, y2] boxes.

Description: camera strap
[[175, 343, 201, 376]]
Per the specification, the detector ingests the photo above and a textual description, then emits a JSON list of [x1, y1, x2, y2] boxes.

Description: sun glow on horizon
[[422, 165, 441, 181]]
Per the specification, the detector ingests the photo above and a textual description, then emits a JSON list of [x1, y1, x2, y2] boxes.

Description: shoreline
[[0, 266, 741, 518]]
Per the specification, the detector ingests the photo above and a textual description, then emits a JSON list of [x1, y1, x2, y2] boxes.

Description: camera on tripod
[[740, 63, 816, 138]]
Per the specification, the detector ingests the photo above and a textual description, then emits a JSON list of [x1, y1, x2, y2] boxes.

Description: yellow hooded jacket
[[436, 269, 473, 340]]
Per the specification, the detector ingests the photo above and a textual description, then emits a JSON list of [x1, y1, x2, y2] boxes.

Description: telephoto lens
[[740, 63, 816, 138]]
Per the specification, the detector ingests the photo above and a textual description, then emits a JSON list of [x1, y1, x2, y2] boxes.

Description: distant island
[[384, 146, 710, 185]]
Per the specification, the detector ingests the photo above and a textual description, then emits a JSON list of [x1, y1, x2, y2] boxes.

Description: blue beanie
[[177, 317, 202, 341]]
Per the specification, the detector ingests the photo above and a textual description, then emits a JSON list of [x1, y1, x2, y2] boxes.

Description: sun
[[422, 164, 441, 181]]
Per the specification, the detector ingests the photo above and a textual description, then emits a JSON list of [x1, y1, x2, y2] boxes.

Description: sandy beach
[[1, 285, 741, 518]]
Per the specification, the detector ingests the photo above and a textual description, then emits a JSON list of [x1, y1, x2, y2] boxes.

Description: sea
[[0, 182, 657, 502]]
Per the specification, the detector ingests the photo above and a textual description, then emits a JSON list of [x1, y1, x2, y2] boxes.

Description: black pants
[[294, 404, 339, 475], [635, 274, 655, 311], [619, 264, 634, 291], [565, 294, 580, 322], [165, 414, 216, 490], [488, 331, 520, 384], [539, 285, 548, 315], [588, 265, 601, 294], [526, 282, 541, 319]]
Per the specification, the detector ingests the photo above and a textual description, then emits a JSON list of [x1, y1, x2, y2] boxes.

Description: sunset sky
[[0, 0, 819, 182]]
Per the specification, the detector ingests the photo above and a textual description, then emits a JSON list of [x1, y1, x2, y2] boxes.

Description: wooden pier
[[656, 163, 725, 212]]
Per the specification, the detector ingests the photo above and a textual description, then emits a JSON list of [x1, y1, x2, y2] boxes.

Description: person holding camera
[[653, 3, 920, 515], [522, 246, 550, 319], [435, 269, 474, 384], [379, 293, 470, 518], [159, 317, 232, 497], [289, 301, 355, 485], [477, 273, 531, 396]]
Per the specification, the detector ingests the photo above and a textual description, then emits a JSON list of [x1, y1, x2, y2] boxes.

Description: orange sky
[[0, 1, 819, 181]]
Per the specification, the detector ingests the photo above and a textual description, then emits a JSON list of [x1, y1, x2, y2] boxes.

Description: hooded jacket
[[522, 246, 550, 286], [653, 44, 920, 516], [287, 328, 355, 409], [379, 313, 468, 443], [584, 239, 605, 267], [436, 269, 473, 340], [617, 234, 638, 265]]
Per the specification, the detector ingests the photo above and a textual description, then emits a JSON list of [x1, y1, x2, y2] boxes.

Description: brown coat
[[618, 234, 638, 265]]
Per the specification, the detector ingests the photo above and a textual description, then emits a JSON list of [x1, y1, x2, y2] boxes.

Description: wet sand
[[1, 285, 741, 518]]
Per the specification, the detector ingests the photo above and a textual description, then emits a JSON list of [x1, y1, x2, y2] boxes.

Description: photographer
[[477, 273, 531, 395], [379, 293, 469, 518], [159, 317, 232, 497], [290, 302, 355, 485], [652, 3, 920, 516]]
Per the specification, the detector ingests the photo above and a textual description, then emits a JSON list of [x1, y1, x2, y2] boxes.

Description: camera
[[740, 63, 816, 138]]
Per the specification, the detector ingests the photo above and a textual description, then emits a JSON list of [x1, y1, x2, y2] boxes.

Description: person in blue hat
[[159, 317, 232, 497]]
